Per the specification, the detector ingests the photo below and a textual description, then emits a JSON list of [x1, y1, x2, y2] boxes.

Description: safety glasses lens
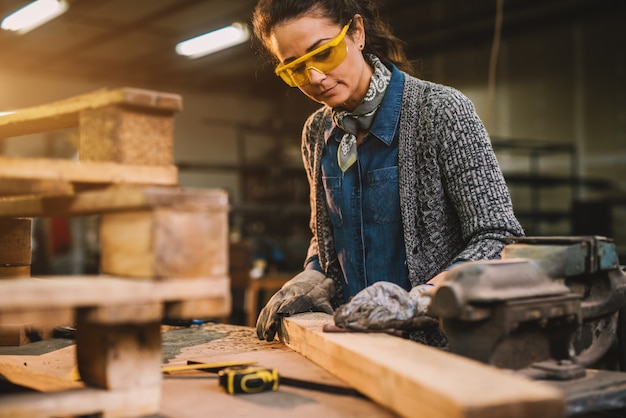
[[278, 38, 347, 87], [309, 38, 347, 71]]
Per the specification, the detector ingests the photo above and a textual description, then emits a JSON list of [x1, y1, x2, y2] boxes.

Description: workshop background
[[0, 0, 625, 311]]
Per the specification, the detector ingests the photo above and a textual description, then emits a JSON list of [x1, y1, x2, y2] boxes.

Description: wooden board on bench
[[281, 313, 566, 418]]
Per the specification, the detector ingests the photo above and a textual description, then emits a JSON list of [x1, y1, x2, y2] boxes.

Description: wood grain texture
[[0, 87, 181, 139], [0, 179, 73, 197], [100, 207, 228, 279], [99, 210, 154, 278], [0, 307, 74, 330], [0, 266, 30, 277], [281, 313, 566, 418], [0, 218, 31, 266], [76, 318, 162, 390], [79, 106, 174, 166], [0, 275, 230, 317], [0, 362, 83, 392], [0, 185, 228, 218], [0, 156, 177, 186], [0, 385, 161, 418]]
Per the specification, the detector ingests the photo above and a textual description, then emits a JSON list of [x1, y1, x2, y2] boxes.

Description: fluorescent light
[[176, 23, 250, 59], [1, 0, 68, 34]]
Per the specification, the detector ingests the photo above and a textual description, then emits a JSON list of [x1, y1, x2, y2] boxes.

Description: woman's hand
[[333, 282, 438, 331], [255, 270, 335, 342]]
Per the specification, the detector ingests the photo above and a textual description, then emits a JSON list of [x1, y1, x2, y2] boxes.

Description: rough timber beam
[[281, 313, 565, 418], [0, 87, 182, 139]]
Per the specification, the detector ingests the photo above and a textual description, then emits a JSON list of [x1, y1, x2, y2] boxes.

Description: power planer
[[429, 236, 626, 415]]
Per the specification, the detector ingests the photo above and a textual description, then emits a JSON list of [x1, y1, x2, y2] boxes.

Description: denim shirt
[[306, 65, 410, 301]]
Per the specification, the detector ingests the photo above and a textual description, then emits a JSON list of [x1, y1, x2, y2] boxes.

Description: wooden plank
[[100, 207, 228, 279], [0, 308, 74, 331], [0, 266, 30, 277], [0, 362, 83, 392], [160, 323, 397, 418], [78, 303, 163, 325], [0, 275, 230, 317], [0, 87, 182, 139], [0, 344, 76, 385], [0, 185, 228, 218], [281, 313, 566, 418], [76, 316, 162, 390], [0, 156, 177, 186], [0, 179, 73, 197], [0, 385, 161, 418]]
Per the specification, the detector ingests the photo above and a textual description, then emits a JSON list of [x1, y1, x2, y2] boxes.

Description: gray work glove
[[333, 282, 438, 331], [256, 270, 335, 341]]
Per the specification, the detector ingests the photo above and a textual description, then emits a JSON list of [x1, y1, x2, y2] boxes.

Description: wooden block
[[0, 276, 231, 322], [79, 105, 173, 166], [76, 313, 162, 390], [100, 208, 228, 279], [0, 179, 73, 197], [0, 185, 226, 219], [281, 313, 566, 418], [0, 218, 31, 267], [0, 87, 181, 139], [0, 157, 177, 186]]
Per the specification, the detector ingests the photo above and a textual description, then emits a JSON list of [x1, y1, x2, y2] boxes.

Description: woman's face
[[270, 14, 372, 110]]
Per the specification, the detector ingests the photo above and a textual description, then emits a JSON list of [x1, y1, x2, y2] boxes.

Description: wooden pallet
[[0, 87, 180, 196], [0, 88, 231, 417]]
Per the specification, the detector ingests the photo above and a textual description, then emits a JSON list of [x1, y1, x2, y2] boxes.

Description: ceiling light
[[1, 0, 68, 34], [176, 23, 250, 59]]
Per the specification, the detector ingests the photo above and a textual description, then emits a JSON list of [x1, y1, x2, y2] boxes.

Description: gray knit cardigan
[[302, 73, 524, 306]]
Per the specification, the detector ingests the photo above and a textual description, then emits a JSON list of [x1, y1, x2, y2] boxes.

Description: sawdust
[[162, 322, 284, 363]]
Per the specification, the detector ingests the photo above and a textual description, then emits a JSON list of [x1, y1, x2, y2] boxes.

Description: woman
[[252, 0, 523, 343]]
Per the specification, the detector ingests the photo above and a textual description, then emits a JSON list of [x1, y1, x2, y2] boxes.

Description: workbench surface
[[0, 323, 397, 417]]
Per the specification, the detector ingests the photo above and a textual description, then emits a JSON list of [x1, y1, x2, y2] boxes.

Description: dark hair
[[252, 0, 415, 75]]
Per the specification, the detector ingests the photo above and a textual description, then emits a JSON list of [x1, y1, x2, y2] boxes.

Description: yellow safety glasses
[[275, 20, 352, 87]]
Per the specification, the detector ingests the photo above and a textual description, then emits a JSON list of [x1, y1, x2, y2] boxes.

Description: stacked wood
[[0, 88, 230, 417]]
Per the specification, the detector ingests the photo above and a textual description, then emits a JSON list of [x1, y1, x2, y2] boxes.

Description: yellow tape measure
[[218, 366, 279, 394]]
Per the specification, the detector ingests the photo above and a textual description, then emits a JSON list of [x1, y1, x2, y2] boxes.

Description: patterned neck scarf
[[332, 54, 392, 172]]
